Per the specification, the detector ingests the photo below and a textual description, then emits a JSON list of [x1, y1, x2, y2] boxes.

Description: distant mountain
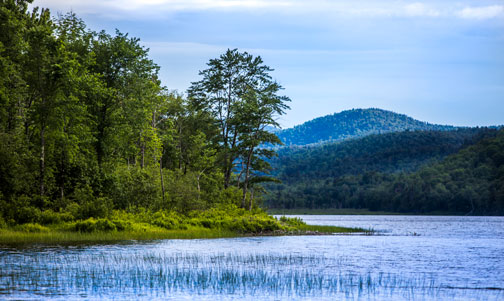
[[265, 127, 503, 214], [277, 108, 456, 146]]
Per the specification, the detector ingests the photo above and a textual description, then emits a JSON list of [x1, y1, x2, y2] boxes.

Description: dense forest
[[266, 128, 504, 214], [273, 128, 494, 182], [0, 1, 292, 231], [276, 108, 456, 146]]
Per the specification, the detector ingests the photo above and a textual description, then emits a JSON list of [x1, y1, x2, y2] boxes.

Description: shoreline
[[267, 208, 485, 216]]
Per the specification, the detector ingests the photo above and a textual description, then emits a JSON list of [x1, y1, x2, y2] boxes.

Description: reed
[[1, 250, 496, 299]]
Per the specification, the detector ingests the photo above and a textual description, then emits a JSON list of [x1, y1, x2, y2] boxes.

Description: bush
[[77, 197, 113, 219], [279, 216, 306, 227], [39, 210, 74, 225], [15, 223, 49, 233], [73, 218, 119, 232], [16, 206, 41, 224], [111, 219, 131, 231], [151, 211, 182, 230]]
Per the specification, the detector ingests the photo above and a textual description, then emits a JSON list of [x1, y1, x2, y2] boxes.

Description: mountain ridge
[[276, 108, 457, 146]]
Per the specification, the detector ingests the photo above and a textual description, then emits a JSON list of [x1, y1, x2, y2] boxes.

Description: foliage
[[279, 216, 306, 227], [188, 49, 290, 207], [73, 218, 120, 232], [14, 223, 50, 233]]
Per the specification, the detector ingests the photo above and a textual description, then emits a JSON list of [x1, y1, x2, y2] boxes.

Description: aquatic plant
[[0, 250, 498, 300]]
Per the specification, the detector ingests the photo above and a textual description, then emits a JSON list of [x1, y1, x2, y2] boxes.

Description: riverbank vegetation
[[0, 207, 367, 244]]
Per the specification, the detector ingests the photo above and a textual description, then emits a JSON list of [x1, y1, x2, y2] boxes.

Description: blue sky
[[35, 0, 504, 128]]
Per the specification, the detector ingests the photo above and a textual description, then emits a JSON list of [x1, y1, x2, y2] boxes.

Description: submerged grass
[[1, 250, 498, 300], [298, 224, 371, 234]]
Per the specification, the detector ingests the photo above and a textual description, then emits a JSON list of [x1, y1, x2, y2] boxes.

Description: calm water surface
[[1, 215, 503, 300]]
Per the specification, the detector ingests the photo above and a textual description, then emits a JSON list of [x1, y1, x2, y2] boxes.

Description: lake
[[1, 215, 503, 300]]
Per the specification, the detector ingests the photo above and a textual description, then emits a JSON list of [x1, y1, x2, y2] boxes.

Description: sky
[[34, 0, 504, 128]]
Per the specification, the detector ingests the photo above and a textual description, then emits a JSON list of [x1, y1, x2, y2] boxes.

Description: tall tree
[[188, 49, 290, 194], [235, 87, 289, 209]]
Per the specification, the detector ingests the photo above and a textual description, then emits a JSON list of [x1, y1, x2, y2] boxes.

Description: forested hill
[[265, 127, 504, 214], [277, 108, 456, 146], [271, 128, 493, 182]]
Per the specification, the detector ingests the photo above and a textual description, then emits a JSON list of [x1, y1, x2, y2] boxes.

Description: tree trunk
[[60, 148, 65, 202], [249, 188, 254, 211], [196, 173, 201, 200], [40, 125, 45, 196], [241, 146, 254, 208], [140, 142, 145, 169], [224, 129, 238, 188], [159, 156, 165, 203]]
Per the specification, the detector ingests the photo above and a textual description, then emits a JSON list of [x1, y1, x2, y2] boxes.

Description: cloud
[[35, 1, 504, 21], [37, 0, 292, 12], [403, 3, 440, 17], [456, 5, 504, 20]]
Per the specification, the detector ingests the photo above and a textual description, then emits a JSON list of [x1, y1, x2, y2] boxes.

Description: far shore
[[267, 208, 479, 216]]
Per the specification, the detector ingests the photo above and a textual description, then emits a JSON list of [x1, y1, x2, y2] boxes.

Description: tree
[[235, 87, 289, 209], [187, 49, 290, 199]]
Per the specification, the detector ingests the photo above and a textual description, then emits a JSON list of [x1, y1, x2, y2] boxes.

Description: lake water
[[1, 215, 503, 300]]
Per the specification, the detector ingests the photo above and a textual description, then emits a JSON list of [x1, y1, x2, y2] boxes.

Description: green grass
[[0, 227, 238, 245]]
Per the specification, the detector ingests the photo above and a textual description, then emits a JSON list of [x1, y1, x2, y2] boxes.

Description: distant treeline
[[266, 128, 504, 214]]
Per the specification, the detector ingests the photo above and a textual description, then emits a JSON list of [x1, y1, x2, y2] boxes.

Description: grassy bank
[[0, 227, 238, 245], [0, 207, 368, 245]]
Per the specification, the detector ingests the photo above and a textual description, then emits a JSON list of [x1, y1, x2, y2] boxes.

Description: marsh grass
[[298, 224, 371, 234], [1, 250, 496, 300], [0, 227, 237, 245]]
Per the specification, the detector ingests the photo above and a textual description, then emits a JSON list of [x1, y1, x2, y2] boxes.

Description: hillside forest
[[266, 127, 504, 214]]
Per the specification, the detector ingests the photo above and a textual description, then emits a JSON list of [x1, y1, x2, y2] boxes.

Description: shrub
[[40, 210, 74, 225], [111, 219, 131, 231], [279, 216, 306, 227], [16, 206, 41, 224], [15, 223, 49, 233], [73, 218, 119, 232], [77, 197, 113, 219]]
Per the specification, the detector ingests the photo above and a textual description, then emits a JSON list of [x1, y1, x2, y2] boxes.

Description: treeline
[[0, 1, 289, 226], [277, 108, 455, 146], [266, 128, 504, 214]]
